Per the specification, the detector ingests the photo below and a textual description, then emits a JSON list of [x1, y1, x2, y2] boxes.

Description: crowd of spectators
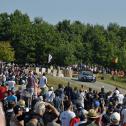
[[0, 64, 126, 126]]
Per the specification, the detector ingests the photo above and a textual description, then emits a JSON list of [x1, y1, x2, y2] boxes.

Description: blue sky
[[0, 0, 126, 27]]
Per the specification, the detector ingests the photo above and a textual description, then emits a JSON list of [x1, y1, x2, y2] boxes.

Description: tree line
[[0, 10, 126, 69]]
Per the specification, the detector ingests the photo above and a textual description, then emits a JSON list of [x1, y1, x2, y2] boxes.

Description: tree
[[1, 10, 126, 69], [0, 41, 15, 62], [0, 12, 11, 40], [9, 10, 33, 64]]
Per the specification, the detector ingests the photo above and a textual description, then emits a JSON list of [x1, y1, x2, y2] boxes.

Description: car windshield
[[82, 71, 93, 76]]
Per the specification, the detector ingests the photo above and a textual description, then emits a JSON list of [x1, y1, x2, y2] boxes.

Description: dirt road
[[64, 77, 126, 94]]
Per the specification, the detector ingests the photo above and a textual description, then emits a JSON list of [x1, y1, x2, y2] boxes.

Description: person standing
[[39, 73, 48, 95], [0, 83, 8, 101], [121, 100, 126, 126], [26, 71, 35, 108], [6, 77, 16, 91], [45, 87, 55, 103], [0, 102, 6, 126], [64, 82, 73, 100], [39, 73, 47, 88], [110, 112, 120, 126], [60, 100, 76, 126]]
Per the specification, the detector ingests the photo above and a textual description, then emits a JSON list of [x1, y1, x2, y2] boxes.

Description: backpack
[[70, 117, 80, 126], [76, 108, 86, 121]]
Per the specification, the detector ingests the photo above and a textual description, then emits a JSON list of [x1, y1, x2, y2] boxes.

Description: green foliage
[[0, 10, 126, 69], [0, 41, 15, 62]]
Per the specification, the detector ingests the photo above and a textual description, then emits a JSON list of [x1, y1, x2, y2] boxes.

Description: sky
[[0, 0, 126, 27]]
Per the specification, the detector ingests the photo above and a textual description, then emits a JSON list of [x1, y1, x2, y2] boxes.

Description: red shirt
[[0, 86, 7, 100]]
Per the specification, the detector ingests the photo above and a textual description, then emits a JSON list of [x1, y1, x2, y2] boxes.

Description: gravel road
[[63, 77, 126, 94]]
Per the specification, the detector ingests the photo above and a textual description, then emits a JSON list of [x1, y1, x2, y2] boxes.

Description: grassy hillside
[[97, 73, 126, 90], [47, 75, 88, 90]]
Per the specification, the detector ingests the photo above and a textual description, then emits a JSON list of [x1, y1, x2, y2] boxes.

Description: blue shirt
[[6, 95, 17, 103]]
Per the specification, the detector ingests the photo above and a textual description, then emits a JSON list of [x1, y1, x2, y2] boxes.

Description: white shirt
[[2, 75, 6, 82], [60, 110, 76, 126], [78, 92, 85, 108], [118, 93, 124, 104], [39, 76, 47, 88], [6, 80, 16, 90], [45, 91, 55, 102]]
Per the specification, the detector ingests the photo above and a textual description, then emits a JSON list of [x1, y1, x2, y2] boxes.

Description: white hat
[[50, 87, 53, 90], [22, 80, 25, 84], [110, 112, 120, 124]]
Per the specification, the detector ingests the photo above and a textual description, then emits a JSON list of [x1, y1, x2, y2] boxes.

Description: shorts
[[28, 88, 34, 97]]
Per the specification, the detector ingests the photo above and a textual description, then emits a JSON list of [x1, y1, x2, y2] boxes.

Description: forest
[[0, 10, 126, 69]]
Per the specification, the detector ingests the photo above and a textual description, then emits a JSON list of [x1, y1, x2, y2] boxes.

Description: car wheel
[[92, 78, 96, 82], [83, 77, 87, 82]]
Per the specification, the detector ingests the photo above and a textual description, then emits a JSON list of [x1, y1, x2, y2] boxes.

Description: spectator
[[18, 99, 25, 109], [85, 88, 94, 110], [0, 102, 6, 126], [71, 87, 80, 105], [43, 103, 60, 126], [26, 101, 45, 126], [60, 100, 76, 126], [6, 90, 17, 104], [77, 89, 85, 108], [0, 83, 7, 101], [110, 112, 120, 126], [76, 109, 100, 126], [39, 73, 47, 88], [121, 100, 126, 126], [64, 82, 73, 99], [26, 71, 35, 108], [86, 109, 100, 126], [5, 101, 16, 126], [10, 105, 24, 126], [45, 86, 55, 103], [75, 102, 88, 121], [102, 105, 114, 126], [118, 92, 124, 105], [6, 77, 16, 91]]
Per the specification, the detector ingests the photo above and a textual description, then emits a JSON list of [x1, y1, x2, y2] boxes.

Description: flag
[[115, 57, 118, 63], [48, 54, 52, 63], [112, 57, 118, 64]]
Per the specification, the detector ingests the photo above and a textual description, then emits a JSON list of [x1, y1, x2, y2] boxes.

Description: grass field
[[47, 75, 88, 90], [97, 73, 126, 90], [47, 74, 126, 90], [17, 74, 126, 91]]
